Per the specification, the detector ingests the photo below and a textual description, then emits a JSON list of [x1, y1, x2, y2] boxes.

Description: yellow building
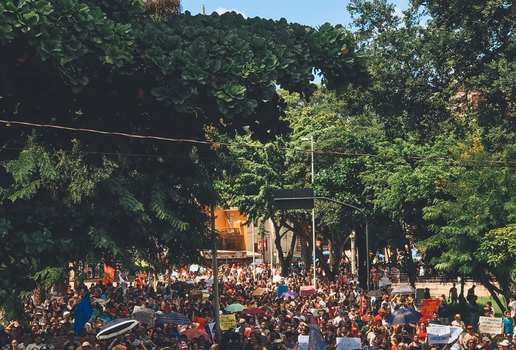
[[214, 207, 248, 251], [200, 207, 262, 261]]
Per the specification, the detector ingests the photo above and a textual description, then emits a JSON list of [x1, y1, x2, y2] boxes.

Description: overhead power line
[[1, 119, 515, 167]]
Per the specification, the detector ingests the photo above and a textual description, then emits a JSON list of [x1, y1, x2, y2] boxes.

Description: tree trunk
[[32, 283, 46, 306], [482, 278, 506, 312], [404, 243, 417, 287], [459, 277, 467, 304], [300, 236, 311, 267], [272, 220, 297, 277], [356, 227, 367, 288], [392, 248, 398, 267], [316, 246, 334, 281]]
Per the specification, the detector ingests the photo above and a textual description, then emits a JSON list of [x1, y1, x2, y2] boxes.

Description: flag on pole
[[74, 291, 92, 336], [308, 324, 325, 350], [103, 263, 116, 285]]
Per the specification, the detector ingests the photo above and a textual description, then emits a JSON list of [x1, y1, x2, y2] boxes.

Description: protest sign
[[421, 299, 440, 320], [448, 326, 463, 344], [132, 306, 155, 325], [428, 326, 451, 344], [336, 337, 362, 350], [278, 284, 288, 298], [219, 314, 236, 331], [479, 317, 502, 334], [298, 335, 309, 350], [189, 290, 202, 300], [300, 286, 316, 296], [310, 308, 329, 316], [253, 287, 266, 297]]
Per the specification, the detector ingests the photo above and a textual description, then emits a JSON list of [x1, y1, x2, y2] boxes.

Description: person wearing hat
[[452, 314, 466, 330], [498, 340, 511, 349], [80, 342, 92, 350], [462, 326, 479, 348]]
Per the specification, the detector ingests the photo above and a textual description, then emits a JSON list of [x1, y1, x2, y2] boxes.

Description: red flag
[[420, 299, 440, 321], [103, 263, 116, 285]]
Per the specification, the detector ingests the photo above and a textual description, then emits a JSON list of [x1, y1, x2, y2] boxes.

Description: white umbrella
[[379, 276, 392, 288], [390, 285, 416, 295], [96, 318, 139, 340]]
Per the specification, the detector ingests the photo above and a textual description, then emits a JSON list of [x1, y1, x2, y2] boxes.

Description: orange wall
[[214, 207, 249, 249]]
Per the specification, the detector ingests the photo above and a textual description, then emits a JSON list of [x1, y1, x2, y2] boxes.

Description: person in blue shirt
[[502, 310, 514, 337]]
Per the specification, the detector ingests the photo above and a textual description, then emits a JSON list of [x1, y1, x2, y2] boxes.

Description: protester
[[1, 262, 514, 350]]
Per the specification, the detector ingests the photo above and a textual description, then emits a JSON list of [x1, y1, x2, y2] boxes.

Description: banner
[[421, 299, 440, 320], [479, 317, 502, 334], [219, 314, 236, 331], [336, 337, 361, 350], [428, 325, 451, 344]]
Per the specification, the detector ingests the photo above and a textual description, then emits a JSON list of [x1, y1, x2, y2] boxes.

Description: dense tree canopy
[[0, 0, 514, 318], [0, 0, 365, 319]]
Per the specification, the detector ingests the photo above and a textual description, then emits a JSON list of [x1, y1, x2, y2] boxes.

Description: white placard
[[298, 335, 309, 350], [479, 317, 502, 334], [428, 326, 451, 344], [336, 337, 362, 350], [448, 326, 464, 344]]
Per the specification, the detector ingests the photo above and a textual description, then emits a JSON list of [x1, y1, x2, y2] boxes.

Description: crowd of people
[[0, 261, 515, 350]]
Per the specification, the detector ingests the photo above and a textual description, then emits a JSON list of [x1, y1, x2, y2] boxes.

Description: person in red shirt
[[417, 323, 428, 343], [350, 318, 360, 337]]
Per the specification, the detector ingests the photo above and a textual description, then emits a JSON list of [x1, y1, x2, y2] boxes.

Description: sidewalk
[[391, 280, 496, 298]]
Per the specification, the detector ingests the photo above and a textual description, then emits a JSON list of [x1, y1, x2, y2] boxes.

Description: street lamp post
[[251, 220, 256, 278], [301, 136, 317, 288]]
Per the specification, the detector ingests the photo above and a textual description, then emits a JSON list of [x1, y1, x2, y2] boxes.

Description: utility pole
[[350, 231, 356, 277], [269, 219, 274, 267], [251, 220, 256, 278], [210, 205, 220, 343], [309, 136, 316, 288]]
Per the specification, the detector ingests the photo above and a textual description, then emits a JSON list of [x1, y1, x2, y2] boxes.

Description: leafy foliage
[[0, 0, 366, 318]]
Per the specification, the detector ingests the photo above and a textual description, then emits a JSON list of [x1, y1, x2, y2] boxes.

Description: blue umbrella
[[155, 311, 191, 325], [386, 307, 422, 325], [96, 318, 139, 340]]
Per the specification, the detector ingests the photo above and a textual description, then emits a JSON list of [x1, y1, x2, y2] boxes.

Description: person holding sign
[[461, 326, 479, 348]]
